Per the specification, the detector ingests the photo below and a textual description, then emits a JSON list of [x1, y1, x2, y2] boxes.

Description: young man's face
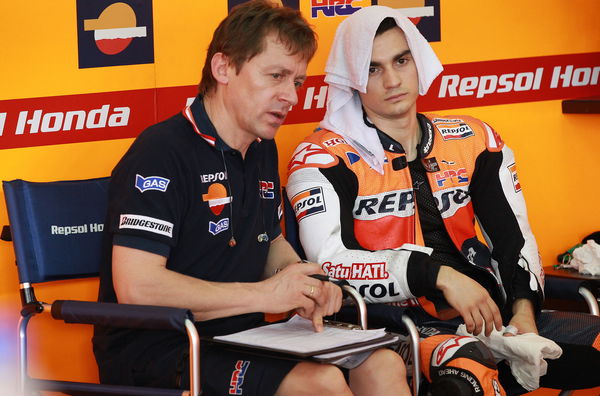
[[359, 26, 419, 123], [224, 33, 308, 141]]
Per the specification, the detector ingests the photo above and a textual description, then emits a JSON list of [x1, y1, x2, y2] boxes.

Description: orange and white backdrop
[[0, 1, 598, 394]]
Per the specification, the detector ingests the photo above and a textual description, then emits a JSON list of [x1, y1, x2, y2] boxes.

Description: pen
[[309, 273, 347, 286]]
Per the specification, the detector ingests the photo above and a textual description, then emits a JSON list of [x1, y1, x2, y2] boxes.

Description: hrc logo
[[259, 180, 275, 199], [309, 0, 441, 42], [135, 174, 170, 193], [311, 0, 360, 18], [291, 187, 326, 222], [229, 360, 250, 395], [434, 168, 469, 187]]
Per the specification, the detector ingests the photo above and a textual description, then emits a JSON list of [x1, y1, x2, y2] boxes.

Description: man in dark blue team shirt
[[93, 1, 409, 395]]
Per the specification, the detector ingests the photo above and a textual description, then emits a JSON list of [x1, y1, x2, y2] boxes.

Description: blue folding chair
[[2, 177, 200, 396]]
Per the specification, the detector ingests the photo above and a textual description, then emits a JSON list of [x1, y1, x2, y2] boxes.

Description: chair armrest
[[50, 300, 194, 333]]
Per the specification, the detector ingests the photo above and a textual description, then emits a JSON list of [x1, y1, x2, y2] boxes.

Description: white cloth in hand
[[456, 324, 562, 391]]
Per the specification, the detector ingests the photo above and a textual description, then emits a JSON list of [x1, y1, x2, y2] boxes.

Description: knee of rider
[[420, 335, 503, 396], [365, 348, 407, 378], [308, 364, 348, 393]]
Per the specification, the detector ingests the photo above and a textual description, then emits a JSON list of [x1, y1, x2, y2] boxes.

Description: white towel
[[321, 6, 443, 174], [457, 324, 563, 391]]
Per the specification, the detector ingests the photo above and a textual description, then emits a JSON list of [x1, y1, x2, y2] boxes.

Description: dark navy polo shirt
[[94, 96, 283, 379]]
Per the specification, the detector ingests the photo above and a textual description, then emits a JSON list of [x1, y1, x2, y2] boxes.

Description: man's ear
[[211, 52, 231, 85]]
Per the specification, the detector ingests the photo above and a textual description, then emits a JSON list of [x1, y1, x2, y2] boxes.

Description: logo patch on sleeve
[[507, 163, 521, 192], [135, 174, 170, 192], [259, 180, 275, 199], [119, 214, 173, 237], [291, 187, 326, 221], [208, 218, 230, 235]]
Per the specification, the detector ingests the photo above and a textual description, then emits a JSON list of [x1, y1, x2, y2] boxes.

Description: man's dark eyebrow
[[369, 49, 412, 67]]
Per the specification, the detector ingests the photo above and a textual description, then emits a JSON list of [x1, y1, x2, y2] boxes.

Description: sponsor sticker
[[353, 189, 414, 221], [135, 174, 170, 192], [322, 261, 389, 280], [119, 214, 173, 237], [433, 187, 470, 219], [422, 157, 440, 172], [202, 183, 232, 215], [200, 172, 227, 183], [434, 168, 469, 187], [436, 122, 475, 140], [76, 0, 154, 68], [308, 0, 441, 43], [229, 360, 250, 395], [259, 180, 275, 199], [323, 137, 347, 147], [291, 187, 326, 221], [208, 218, 230, 236], [507, 163, 521, 192], [311, 0, 360, 18]]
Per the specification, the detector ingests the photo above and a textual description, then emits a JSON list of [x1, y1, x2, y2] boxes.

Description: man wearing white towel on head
[[287, 6, 600, 396]]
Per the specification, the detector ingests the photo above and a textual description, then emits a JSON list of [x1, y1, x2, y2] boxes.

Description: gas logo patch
[[291, 187, 326, 221], [209, 218, 230, 236], [507, 163, 521, 192], [135, 174, 170, 192], [202, 183, 233, 216], [76, 0, 154, 68]]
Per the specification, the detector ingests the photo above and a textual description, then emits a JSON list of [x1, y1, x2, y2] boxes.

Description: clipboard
[[201, 316, 401, 364]]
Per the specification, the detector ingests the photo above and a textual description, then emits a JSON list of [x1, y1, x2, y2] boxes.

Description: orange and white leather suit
[[286, 113, 544, 319]]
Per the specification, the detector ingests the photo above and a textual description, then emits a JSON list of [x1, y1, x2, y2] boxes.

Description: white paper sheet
[[213, 315, 388, 354]]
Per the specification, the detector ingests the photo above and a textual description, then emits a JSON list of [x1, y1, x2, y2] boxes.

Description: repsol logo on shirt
[[119, 214, 173, 237], [200, 172, 227, 183], [353, 189, 414, 221], [433, 187, 470, 219]]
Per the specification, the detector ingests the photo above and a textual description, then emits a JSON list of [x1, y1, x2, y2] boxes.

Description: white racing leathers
[[286, 113, 544, 318]]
